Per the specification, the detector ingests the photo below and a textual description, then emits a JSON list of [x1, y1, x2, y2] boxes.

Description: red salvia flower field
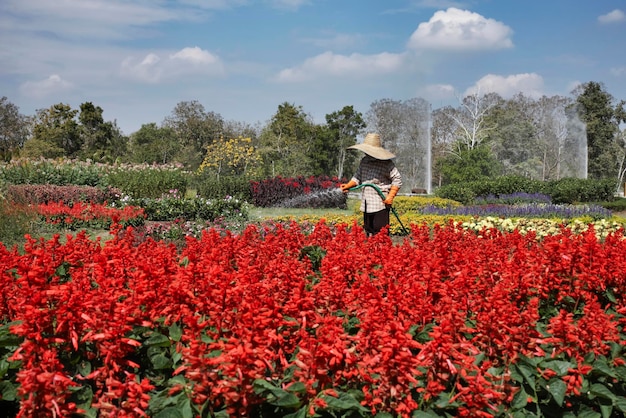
[[1, 220, 626, 416]]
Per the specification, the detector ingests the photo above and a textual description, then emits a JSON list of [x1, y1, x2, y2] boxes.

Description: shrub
[[5, 184, 123, 205], [545, 177, 615, 204], [191, 174, 252, 201], [435, 176, 615, 205], [132, 195, 249, 222], [0, 158, 107, 186], [105, 164, 189, 198], [392, 195, 461, 213], [434, 183, 476, 205]]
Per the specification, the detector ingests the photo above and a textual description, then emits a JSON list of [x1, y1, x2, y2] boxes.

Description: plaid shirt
[[351, 155, 402, 213]]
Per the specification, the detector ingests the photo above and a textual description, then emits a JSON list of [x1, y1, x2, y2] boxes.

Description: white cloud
[[1, 0, 188, 41], [464, 73, 544, 98], [19, 74, 74, 98], [120, 53, 163, 83], [407, 7, 514, 51], [121, 47, 224, 83], [610, 67, 626, 77], [598, 9, 626, 24], [170, 47, 221, 65], [417, 83, 456, 102], [274, 51, 406, 82]]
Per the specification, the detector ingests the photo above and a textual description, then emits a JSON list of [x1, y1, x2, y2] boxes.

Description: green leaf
[[77, 359, 92, 377], [252, 379, 301, 408], [0, 381, 17, 401], [145, 333, 171, 347], [282, 408, 307, 418], [615, 365, 626, 381], [547, 378, 567, 407], [592, 358, 617, 378], [614, 396, 626, 413], [512, 362, 536, 389], [577, 404, 602, 418], [154, 407, 184, 418], [286, 381, 306, 393], [69, 384, 93, 411], [590, 383, 617, 401], [412, 411, 441, 418], [169, 323, 182, 342], [150, 353, 173, 370], [322, 392, 369, 413], [599, 399, 613, 418], [511, 387, 529, 410], [542, 359, 574, 376]]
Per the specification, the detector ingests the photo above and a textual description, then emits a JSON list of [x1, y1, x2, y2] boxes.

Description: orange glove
[[340, 180, 357, 193], [383, 185, 400, 205]]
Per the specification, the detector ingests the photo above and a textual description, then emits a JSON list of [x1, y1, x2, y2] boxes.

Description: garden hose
[[348, 183, 410, 235]]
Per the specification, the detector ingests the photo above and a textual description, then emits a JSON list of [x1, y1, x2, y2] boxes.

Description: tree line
[[1, 80, 625, 191]]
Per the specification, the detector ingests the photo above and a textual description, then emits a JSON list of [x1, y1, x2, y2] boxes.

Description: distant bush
[[0, 158, 106, 186], [191, 174, 252, 201], [435, 176, 615, 205], [5, 184, 122, 205], [130, 195, 249, 222], [105, 164, 189, 198], [474, 192, 552, 205], [392, 195, 461, 213], [545, 177, 615, 204], [0, 159, 191, 199]]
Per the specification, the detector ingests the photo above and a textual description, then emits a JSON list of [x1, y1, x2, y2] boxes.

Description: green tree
[[0, 96, 30, 161], [486, 93, 539, 177], [129, 123, 178, 164], [24, 103, 81, 158], [78, 102, 127, 162], [163, 100, 224, 170], [574, 81, 621, 180], [323, 105, 365, 179], [437, 144, 502, 185], [258, 102, 316, 177]]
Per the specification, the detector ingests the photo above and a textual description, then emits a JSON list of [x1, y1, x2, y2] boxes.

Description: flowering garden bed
[[2, 220, 626, 417]]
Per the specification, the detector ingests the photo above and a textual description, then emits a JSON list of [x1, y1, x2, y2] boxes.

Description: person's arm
[[383, 165, 402, 205]]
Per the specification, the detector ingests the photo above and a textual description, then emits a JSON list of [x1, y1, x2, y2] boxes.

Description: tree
[[78, 102, 127, 162], [258, 102, 316, 177], [486, 93, 539, 178], [431, 106, 458, 187], [324, 105, 365, 179], [163, 100, 224, 169], [366, 98, 431, 191], [437, 144, 502, 185], [445, 91, 501, 151], [574, 81, 621, 180], [198, 136, 261, 179], [0, 97, 30, 161], [128, 123, 178, 164], [25, 103, 81, 158]]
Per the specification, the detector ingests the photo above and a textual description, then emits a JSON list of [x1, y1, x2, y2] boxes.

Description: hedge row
[[435, 176, 617, 205]]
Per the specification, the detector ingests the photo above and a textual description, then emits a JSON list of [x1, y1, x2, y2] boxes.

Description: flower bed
[[1, 221, 626, 416], [35, 201, 146, 230]]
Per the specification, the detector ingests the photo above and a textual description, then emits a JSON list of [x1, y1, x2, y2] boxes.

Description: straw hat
[[347, 133, 395, 160]]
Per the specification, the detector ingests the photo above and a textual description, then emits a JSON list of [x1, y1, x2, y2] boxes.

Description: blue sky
[[1, 0, 625, 135]]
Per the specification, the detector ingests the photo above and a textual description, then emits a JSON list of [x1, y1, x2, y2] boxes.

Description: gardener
[[340, 132, 402, 236]]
